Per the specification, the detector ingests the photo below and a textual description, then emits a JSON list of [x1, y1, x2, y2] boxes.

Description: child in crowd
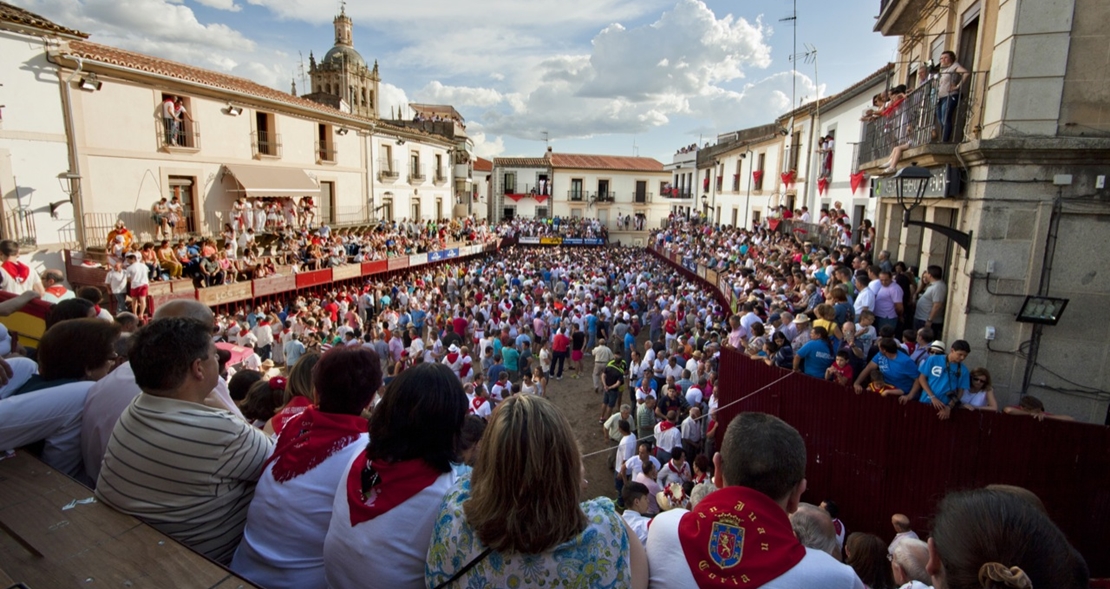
[[826, 350, 854, 386], [620, 482, 652, 547]]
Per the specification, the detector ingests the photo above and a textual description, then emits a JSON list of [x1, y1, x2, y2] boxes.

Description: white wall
[[0, 30, 77, 255], [814, 79, 885, 226], [550, 168, 671, 228], [370, 134, 451, 222]]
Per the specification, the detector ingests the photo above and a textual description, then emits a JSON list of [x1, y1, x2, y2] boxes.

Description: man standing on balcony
[[161, 95, 178, 145], [936, 51, 969, 142], [173, 97, 192, 147]]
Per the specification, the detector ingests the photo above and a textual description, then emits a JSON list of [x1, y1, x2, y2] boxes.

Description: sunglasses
[[972, 377, 986, 383]]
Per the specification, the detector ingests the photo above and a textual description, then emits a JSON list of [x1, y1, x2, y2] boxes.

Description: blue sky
[[24, 0, 896, 161]]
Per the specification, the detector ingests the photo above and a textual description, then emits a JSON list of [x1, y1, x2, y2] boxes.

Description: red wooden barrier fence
[[648, 244, 1110, 576]]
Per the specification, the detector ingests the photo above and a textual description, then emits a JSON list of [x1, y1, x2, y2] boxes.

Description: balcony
[[875, 0, 931, 36], [409, 165, 426, 184], [157, 120, 201, 152], [568, 190, 585, 202], [633, 192, 652, 204], [434, 169, 448, 184], [594, 191, 615, 203], [252, 130, 281, 158], [315, 141, 338, 164], [858, 72, 985, 171], [661, 188, 693, 200], [378, 159, 399, 182]]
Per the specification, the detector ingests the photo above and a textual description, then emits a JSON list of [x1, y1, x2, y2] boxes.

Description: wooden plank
[[387, 256, 408, 270], [151, 290, 198, 311], [251, 275, 296, 298], [196, 283, 252, 306], [148, 280, 174, 297], [331, 264, 361, 281], [0, 452, 261, 589], [169, 278, 196, 293], [361, 260, 387, 276], [295, 269, 331, 289]]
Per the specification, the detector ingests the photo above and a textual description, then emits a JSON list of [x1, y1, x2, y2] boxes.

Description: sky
[[21, 0, 897, 162]]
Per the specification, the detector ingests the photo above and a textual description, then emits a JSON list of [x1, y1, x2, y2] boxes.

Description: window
[[361, 88, 367, 107], [752, 209, 761, 224], [317, 123, 337, 163], [381, 198, 393, 221], [597, 179, 610, 202], [734, 159, 742, 191], [732, 207, 739, 227], [789, 130, 802, 173], [411, 199, 420, 220], [159, 93, 199, 149], [755, 153, 766, 190], [504, 172, 517, 193], [570, 178, 583, 201], [254, 111, 280, 157], [409, 152, 424, 183], [435, 154, 445, 182], [634, 181, 647, 204], [436, 198, 443, 220], [368, 90, 374, 110], [379, 145, 397, 180], [168, 176, 196, 234]]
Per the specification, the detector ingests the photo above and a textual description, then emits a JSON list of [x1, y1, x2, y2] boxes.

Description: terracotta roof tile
[[493, 157, 551, 167], [66, 39, 363, 120], [0, 1, 87, 38], [549, 153, 664, 172], [473, 157, 493, 172]]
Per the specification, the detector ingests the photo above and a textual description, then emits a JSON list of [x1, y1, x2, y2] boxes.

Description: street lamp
[[700, 193, 708, 218]]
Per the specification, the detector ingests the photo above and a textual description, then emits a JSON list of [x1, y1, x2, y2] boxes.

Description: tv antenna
[[541, 130, 549, 148], [779, 0, 798, 116]]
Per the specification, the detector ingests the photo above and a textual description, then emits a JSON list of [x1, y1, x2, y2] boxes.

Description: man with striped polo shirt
[[96, 317, 273, 564]]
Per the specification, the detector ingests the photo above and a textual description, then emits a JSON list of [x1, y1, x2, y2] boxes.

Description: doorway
[[502, 206, 515, 220], [319, 181, 335, 225], [634, 181, 647, 204]]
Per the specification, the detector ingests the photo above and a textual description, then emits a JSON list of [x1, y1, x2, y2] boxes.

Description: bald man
[[790, 502, 841, 560], [888, 513, 919, 555], [81, 300, 245, 483]]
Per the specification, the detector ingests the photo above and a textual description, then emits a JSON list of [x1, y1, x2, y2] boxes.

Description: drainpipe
[[50, 51, 87, 248]]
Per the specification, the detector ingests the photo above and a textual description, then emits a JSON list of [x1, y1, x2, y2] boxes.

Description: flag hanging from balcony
[[781, 170, 796, 188], [534, 195, 548, 203], [850, 172, 866, 194], [817, 178, 829, 195], [752, 170, 764, 184], [703, 177, 709, 191], [507, 194, 524, 202]]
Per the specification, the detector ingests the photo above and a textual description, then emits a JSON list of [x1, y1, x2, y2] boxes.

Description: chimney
[[545, 146, 553, 159]]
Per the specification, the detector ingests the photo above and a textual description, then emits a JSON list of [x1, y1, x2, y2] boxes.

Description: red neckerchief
[[470, 396, 487, 413], [345, 451, 441, 526], [265, 406, 366, 483], [669, 460, 685, 477], [678, 486, 805, 588], [659, 420, 676, 432], [2, 261, 29, 284], [272, 395, 315, 437], [695, 473, 707, 484], [45, 285, 68, 298]]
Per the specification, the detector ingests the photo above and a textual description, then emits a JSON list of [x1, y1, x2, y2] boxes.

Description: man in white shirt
[[613, 419, 636, 501], [646, 412, 864, 589], [680, 406, 703, 458], [104, 263, 130, 313]]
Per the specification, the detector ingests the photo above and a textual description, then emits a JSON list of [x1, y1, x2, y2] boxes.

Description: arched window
[[325, 83, 331, 95], [361, 88, 367, 106]]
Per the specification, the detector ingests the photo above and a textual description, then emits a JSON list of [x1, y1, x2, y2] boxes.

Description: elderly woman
[[425, 394, 647, 589], [231, 347, 381, 589], [323, 362, 465, 589]]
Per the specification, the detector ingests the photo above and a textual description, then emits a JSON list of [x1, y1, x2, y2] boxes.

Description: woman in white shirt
[[958, 367, 999, 411], [323, 362, 466, 589], [232, 347, 381, 589]]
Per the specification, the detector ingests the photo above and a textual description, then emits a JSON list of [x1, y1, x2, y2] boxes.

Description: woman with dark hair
[[324, 362, 466, 589], [0, 318, 120, 481], [845, 532, 895, 589], [232, 346, 381, 589], [767, 330, 795, 369], [425, 394, 647, 589], [929, 488, 1088, 589], [45, 297, 96, 329]]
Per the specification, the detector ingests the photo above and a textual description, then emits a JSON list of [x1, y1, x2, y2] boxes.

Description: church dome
[[322, 45, 365, 68]]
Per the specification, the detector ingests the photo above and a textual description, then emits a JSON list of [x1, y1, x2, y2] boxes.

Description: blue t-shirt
[[587, 315, 598, 333], [487, 363, 506, 384], [874, 351, 919, 393], [411, 309, 426, 328], [796, 339, 836, 378], [501, 347, 520, 371], [918, 355, 970, 404]]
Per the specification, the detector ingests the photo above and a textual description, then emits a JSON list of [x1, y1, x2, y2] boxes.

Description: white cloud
[[439, 0, 781, 142], [414, 82, 504, 109], [377, 82, 410, 119], [191, 0, 241, 11], [468, 130, 505, 160]]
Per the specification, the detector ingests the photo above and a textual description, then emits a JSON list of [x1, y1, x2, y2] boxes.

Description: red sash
[[266, 406, 366, 483], [678, 486, 805, 588], [345, 451, 441, 525], [2, 261, 29, 284]]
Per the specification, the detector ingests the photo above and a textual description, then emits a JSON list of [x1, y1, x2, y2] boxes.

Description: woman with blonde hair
[[959, 367, 999, 411], [425, 394, 647, 589]]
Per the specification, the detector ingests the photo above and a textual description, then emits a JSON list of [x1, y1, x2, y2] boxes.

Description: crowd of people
[[498, 216, 609, 239], [0, 219, 1092, 589]]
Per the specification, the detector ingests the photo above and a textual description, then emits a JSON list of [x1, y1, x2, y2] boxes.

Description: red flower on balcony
[[850, 172, 866, 194], [781, 170, 796, 188]]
